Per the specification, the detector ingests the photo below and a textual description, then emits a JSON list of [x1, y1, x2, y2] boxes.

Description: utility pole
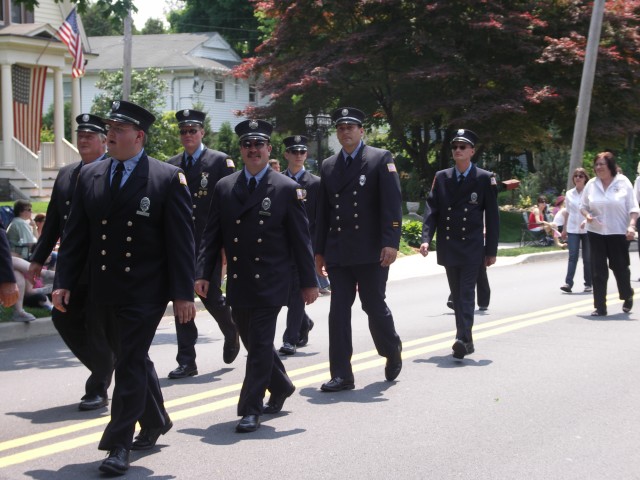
[[566, 0, 605, 190], [122, 9, 133, 100]]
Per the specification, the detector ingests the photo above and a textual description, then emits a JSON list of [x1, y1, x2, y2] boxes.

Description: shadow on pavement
[[299, 380, 394, 405], [180, 419, 304, 446], [414, 356, 493, 368]]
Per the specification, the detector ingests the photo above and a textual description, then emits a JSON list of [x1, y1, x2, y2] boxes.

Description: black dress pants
[[96, 303, 169, 451], [588, 232, 633, 313], [326, 262, 401, 381], [446, 263, 481, 343], [232, 306, 293, 416], [51, 283, 114, 399], [283, 264, 312, 345]]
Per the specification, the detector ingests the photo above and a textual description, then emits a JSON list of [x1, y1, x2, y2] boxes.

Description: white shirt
[[634, 175, 640, 203], [564, 187, 586, 234], [580, 174, 640, 235], [553, 207, 565, 227]]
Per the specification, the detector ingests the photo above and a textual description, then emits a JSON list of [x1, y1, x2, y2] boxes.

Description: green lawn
[[0, 306, 51, 322], [0, 201, 48, 215]]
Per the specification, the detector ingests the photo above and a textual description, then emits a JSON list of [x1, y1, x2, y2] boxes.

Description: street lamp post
[[304, 110, 332, 169]]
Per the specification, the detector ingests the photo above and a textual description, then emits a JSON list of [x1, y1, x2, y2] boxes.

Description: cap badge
[[184, 109, 190, 117], [342, 108, 349, 116], [359, 175, 366, 186], [136, 197, 151, 217], [112, 101, 120, 111], [82, 114, 90, 122], [294, 135, 301, 142], [457, 129, 465, 136], [262, 197, 271, 211], [249, 120, 259, 130]]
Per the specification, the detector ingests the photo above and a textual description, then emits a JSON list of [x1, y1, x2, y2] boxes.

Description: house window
[[9, 0, 32, 24], [249, 84, 257, 103], [215, 80, 224, 101]]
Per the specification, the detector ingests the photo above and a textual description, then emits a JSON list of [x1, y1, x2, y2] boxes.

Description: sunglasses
[[288, 149, 307, 155], [241, 140, 267, 149], [574, 174, 586, 178], [451, 144, 469, 151], [180, 128, 199, 136]]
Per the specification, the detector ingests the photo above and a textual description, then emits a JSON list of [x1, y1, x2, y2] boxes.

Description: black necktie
[[345, 155, 353, 168], [183, 155, 193, 172], [458, 174, 464, 186], [111, 162, 125, 198], [248, 177, 257, 193]]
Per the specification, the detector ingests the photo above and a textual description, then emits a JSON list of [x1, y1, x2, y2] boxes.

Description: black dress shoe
[[446, 299, 454, 310], [279, 342, 296, 355], [223, 331, 240, 364], [320, 377, 355, 392], [452, 339, 475, 359], [236, 414, 260, 433], [98, 447, 129, 476], [263, 385, 295, 414], [623, 298, 633, 313], [478, 306, 488, 311], [131, 419, 173, 450], [168, 364, 198, 379], [297, 319, 315, 347], [79, 394, 108, 411], [385, 344, 402, 381]]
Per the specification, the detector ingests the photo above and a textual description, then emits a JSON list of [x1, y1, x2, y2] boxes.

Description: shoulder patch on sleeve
[[490, 176, 497, 186], [387, 163, 397, 173], [178, 172, 187, 186], [226, 159, 235, 168]]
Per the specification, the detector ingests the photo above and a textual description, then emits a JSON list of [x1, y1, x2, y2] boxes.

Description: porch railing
[[12, 138, 42, 196], [40, 139, 80, 169]]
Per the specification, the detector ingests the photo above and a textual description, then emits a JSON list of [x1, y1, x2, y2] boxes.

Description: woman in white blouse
[[580, 152, 639, 316], [560, 168, 592, 293]]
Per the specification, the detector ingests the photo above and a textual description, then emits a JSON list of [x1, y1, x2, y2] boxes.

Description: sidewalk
[[0, 244, 577, 343]]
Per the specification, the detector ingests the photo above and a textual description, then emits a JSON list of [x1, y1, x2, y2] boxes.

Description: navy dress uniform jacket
[[286, 169, 320, 250], [167, 148, 235, 249], [196, 168, 317, 308], [315, 144, 402, 265], [55, 154, 195, 304], [422, 164, 499, 267]]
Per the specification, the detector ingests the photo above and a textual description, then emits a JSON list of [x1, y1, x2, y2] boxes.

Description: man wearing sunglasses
[[278, 135, 320, 355], [196, 119, 318, 433], [315, 107, 403, 392], [166, 109, 239, 380], [420, 129, 499, 360]]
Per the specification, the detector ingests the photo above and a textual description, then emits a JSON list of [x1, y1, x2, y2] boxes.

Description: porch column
[[53, 67, 64, 168], [71, 76, 80, 146], [1, 63, 14, 167]]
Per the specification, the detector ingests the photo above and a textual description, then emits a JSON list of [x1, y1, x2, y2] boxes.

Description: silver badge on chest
[[136, 197, 150, 217], [200, 174, 208, 189], [359, 175, 366, 186], [260, 197, 272, 216], [470, 192, 478, 204]]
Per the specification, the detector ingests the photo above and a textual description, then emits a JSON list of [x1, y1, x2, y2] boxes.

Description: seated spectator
[[9, 256, 54, 320], [33, 214, 46, 238], [6, 200, 37, 260], [529, 195, 566, 248], [551, 195, 565, 217]]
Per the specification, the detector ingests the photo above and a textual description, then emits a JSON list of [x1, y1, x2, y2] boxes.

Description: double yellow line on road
[[0, 293, 629, 469]]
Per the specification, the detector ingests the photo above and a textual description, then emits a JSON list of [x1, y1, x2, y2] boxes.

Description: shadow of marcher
[[26, 461, 175, 480], [579, 313, 636, 322], [180, 419, 304, 446], [159, 368, 233, 389], [415, 355, 493, 368], [299, 380, 394, 406], [8, 402, 109, 424]]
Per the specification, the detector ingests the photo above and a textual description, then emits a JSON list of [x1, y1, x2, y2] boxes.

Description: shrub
[[401, 220, 422, 247]]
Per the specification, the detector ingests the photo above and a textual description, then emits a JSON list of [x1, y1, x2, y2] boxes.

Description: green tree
[[140, 18, 166, 35], [41, 101, 72, 141], [167, 0, 260, 56], [91, 68, 169, 158], [213, 122, 240, 167], [81, 1, 124, 36], [14, 0, 136, 19]]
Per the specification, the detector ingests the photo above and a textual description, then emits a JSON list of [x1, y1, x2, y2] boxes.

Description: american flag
[[57, 8, 85, 78], [12, 65, 47, 153]]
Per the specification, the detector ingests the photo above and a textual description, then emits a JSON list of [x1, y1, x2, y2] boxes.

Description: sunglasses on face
[[180, 128, 199, 136], [288, 149, 307, 155], [574, 174, 586, 178], [241, 140, 267, 149], [451, 144, 469, 151]]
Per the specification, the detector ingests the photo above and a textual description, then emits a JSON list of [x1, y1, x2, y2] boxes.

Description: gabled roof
[[86, 32, 242, 74], [0, 23, 61, 41]]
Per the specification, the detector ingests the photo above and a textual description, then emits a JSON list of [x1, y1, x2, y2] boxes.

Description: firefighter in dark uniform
[[315, 107, 403, 392], [29, 114, 114, 412], [166, 109, 239, 379], [279, 135, 320, 355], [420, 129, 499, 359], [52, 100, 196, 476], [195, 120, 318, 433]]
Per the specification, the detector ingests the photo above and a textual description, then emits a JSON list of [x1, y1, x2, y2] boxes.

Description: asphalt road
[[1, 254, 639, 479]]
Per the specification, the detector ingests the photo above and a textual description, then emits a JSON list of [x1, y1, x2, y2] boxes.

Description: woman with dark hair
[[6, 200, 37, 260], [528, 194, 565, 247], [581, 151, 639, 316], [560, 168, 592, 293]]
